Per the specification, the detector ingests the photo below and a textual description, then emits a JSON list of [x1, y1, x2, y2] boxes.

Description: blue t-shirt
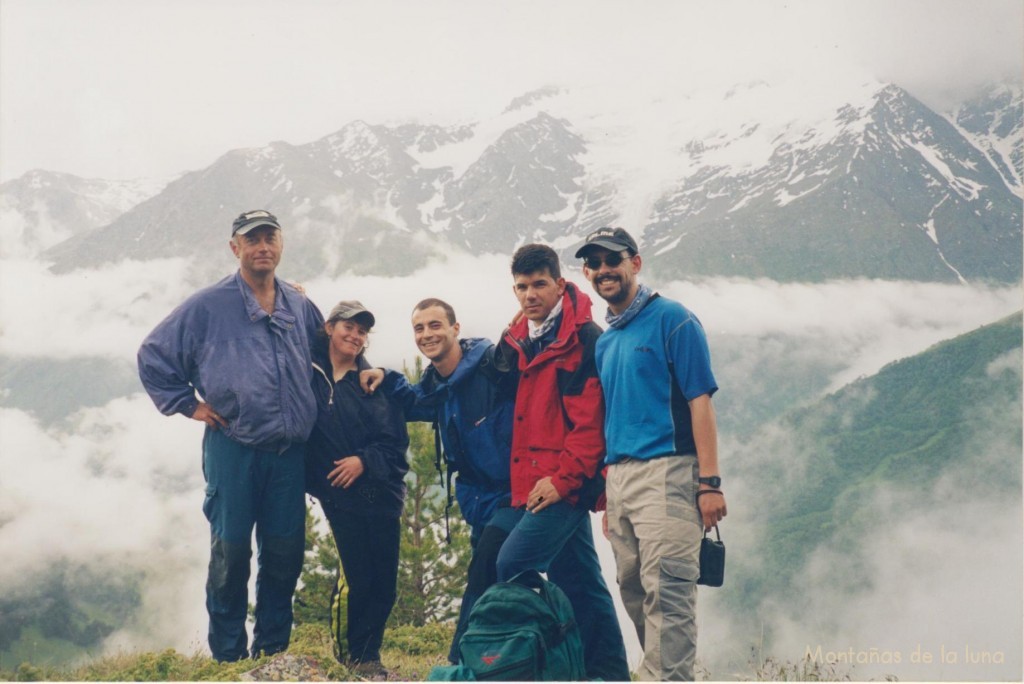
[[595, 295, 717, 463]]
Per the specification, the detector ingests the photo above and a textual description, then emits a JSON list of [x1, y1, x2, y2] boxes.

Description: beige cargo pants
[[606, 455, 703, 680]]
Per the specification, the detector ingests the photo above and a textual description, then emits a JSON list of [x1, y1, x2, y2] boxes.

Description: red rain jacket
[[501, 282, 606, 508]]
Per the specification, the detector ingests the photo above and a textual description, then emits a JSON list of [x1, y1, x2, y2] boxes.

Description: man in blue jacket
[[577, 227, 727, 680], [367, 298, 521, 663], [138, 210, 324, 662]]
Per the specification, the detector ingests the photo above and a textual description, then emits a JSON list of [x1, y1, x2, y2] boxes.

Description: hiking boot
[[350, 659, 390, 680]]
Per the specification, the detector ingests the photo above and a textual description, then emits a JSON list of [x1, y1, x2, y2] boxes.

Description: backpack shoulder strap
[[432, 418, 454, 544]]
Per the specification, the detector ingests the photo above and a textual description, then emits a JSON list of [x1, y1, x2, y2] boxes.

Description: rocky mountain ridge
[[0, 170, 170, 259], [3, 80, 1019, 284]]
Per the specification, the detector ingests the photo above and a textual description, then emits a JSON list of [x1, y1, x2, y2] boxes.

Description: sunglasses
[[582, 251, 630, 270]]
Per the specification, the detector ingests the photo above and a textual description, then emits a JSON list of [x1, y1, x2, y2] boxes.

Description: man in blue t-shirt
[[576, 227, 728, 681]]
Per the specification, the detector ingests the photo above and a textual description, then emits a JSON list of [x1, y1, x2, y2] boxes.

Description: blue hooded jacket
[[137, 272, 323, 450], [383, 338, 515, 528]]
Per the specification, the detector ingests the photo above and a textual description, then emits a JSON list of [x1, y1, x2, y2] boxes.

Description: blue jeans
[[202, 429, 306, 662], [496, 502, 630, 681], [449, 506, 524, 663]]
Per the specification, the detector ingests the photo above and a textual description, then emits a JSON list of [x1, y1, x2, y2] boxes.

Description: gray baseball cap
[[328, 300, 376, 328], [231, 209, 282, 236]]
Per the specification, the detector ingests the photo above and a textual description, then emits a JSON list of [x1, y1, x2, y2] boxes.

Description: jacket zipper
[[312, 363, 334, 406]]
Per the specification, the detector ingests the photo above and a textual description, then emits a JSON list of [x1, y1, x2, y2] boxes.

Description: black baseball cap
[[574, 227, 639, 258], [231, 209, 282, 236]]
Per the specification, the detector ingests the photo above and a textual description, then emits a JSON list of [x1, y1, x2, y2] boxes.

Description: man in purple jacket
[[138, 210, 323, 662]]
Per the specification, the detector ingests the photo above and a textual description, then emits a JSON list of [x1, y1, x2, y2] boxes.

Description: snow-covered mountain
[[0, 171, 170, 259], [948, 84, 1023, 196], [18, 78, 1023, 284], [643, 83, 1022, 282]]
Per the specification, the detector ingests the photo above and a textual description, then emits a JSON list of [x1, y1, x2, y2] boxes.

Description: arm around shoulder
[[302, 294, 325, 338], [370, 369, 433, 422]]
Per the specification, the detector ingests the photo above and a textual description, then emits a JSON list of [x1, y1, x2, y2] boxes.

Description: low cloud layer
[[663, 277, 1022, 391], [0, 398, 209, 652], [0, 258, 194, 359], [759, 494, 1023, 681], [6, 253, 1017, 386], [699, 335, 1022, 680]]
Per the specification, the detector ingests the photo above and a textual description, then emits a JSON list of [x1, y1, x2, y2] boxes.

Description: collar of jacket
[[234, 271, 297, 329], [311, 361, 335, 406], [506, 281, 594, 361], [310, 333, 367, 403], [420, 337, 492, 399], [310, 337, 336, 405]]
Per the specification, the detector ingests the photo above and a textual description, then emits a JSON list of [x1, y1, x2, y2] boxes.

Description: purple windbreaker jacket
[[137, 271, 324, 450]]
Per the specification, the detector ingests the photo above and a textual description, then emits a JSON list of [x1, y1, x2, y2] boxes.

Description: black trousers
[[324, 507, 401, 663]]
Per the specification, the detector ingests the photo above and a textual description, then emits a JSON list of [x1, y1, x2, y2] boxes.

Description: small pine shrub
[[14, 663, 44, 682]]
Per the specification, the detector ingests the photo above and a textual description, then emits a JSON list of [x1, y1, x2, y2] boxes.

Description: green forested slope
[[730, 312, 1022, 604]]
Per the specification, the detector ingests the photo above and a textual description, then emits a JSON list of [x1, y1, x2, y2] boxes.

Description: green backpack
[[433, 570, 586, 681]]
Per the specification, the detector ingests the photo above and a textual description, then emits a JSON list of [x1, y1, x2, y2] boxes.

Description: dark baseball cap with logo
[[574, 227, 639, 258], [231, 209, 282, 237]]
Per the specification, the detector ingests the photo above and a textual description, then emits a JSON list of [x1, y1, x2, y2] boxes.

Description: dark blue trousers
[[496, 501, 630, 681], [201, 429, 306, 662]]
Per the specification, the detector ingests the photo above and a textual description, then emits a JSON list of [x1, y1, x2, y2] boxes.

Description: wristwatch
[[698, 475, 722, 488]]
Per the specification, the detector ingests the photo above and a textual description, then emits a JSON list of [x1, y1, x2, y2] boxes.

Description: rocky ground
[[241, 654, 402, 681]]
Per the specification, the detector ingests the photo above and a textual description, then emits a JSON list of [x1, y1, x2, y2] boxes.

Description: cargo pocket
[[661, 556, 699, 583], [659, 556, 699, 621], [202, 483, 218, 523], [658, 556, 699, 670]]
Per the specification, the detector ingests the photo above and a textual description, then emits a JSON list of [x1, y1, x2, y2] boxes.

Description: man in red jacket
[[495, 243, 630, 681]]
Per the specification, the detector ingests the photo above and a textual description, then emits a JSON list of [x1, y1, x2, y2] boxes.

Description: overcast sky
[[1, 0, 1021, 183]]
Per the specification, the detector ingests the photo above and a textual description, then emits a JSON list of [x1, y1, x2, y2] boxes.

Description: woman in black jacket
[[306, 300, 409, 676]]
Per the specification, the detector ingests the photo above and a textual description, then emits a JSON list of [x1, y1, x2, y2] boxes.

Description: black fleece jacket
[[305, 336, 409, 518]]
